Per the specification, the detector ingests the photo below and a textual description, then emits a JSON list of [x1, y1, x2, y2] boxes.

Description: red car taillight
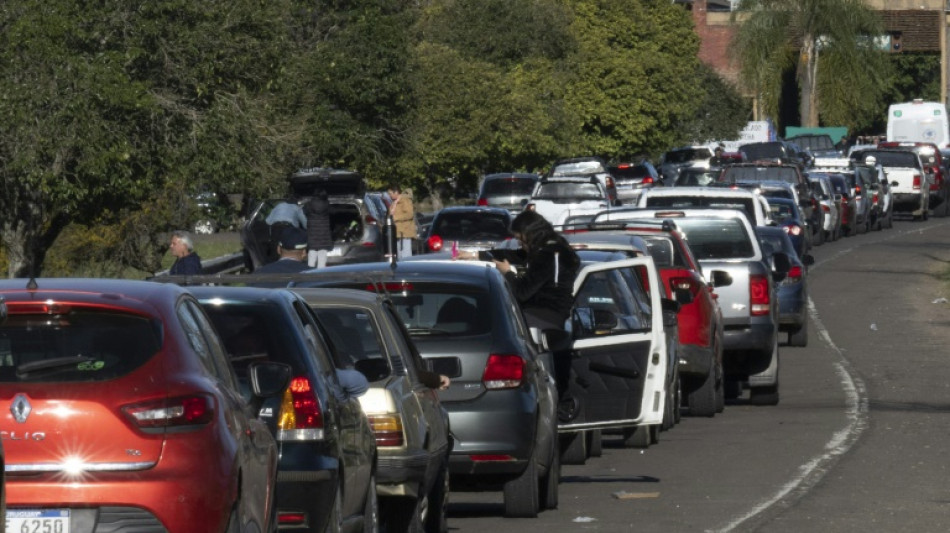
[[278, 512, 307, 526], [427, 234, 444, 252], [367, 414, 404, 447], [783, 224, 802, 236], [477, 197, 488, 206], [750, 274, 770, 316], [913, 174, 921, 190], [643, 176, 654, 185], [277, 376, 325, 441], [364, 214, 377, 225], [122, 395, 214, 429], [786, 265, 803, 281], [482, 354, 524, 390]]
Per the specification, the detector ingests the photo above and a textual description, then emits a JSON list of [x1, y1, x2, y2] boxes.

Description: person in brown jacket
[[387, 184, 417, 258]]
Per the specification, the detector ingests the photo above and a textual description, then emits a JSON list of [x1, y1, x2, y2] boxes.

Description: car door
[[562, 257, 667, 432]]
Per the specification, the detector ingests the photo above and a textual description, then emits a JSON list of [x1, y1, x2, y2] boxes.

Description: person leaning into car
[[458, 210, 580, 400]]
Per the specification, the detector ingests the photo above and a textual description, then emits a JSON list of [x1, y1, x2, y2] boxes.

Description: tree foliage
[[731, 0, 890, 131]]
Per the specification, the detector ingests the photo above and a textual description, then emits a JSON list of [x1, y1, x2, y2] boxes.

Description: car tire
[[540, 444, 560, 510], [586, 429, 603, 458], [788, 322, 808, 347], [363, 474, 379, 533], [622, 426, 651, 449], [686, 368, 717, 417], [503, 453, 540, 518], [559, 432, 588, 465], [424, 459, 450, 533]]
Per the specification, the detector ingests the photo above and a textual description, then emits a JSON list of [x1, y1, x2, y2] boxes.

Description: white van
[[886, 100, 950, 148]]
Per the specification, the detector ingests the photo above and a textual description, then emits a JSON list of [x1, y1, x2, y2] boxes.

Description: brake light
[[643, 176, 654, 185], [872, 193, 879, 205], [783, 224, 802, 236], [278, 512, 307, 526], [749, 274, 770, 316], [364, 214, 377, 225], [482, 354, 524, 389], [367, 414, 404, 447], [470, 455, 516, 462], [277, 376, 325, 441], [122, 395, 214, 429], [364, 281, 414, 293], [477, 197, 488, 206], [428, 235, 444, 252], [913, 174, 921, 191], [787, 265, 803, 281]]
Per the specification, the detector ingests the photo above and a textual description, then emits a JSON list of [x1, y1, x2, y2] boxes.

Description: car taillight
[[477, 197, 488, 206], [643, 176, 654, 185], [606, 176, 615, 188], [854, 186, 862, 195], [277, 376, 325, 441], [122, 395, 214, 429], [427, 235, 444, 252], [913, 174, 921, 190], [750, 274, 770, 316], [364, 214, 377, 225], [872, 193, 879, 205], [277, 512, 307, 526], [785, 265, 803, 283], [783, 224, 802, 236], [821, 204, 830, 213], [367, 414, 404, 447], [482, 354, 524, 389]]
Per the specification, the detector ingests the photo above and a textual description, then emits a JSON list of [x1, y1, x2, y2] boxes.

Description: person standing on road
[[168, 230, 203, 275], [387, 184, 416, 259], [304, 188, 334, 268]]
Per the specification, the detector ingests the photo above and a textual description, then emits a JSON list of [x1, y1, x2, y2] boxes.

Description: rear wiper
[[16, 356, 98, 378], [406, 327, 453, 336]]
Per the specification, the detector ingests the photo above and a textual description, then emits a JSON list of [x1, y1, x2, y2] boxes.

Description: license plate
[[327, 248, 342, 257], [6, 509, 70, 533]]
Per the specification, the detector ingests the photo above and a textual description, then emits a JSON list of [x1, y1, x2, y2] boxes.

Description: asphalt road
[[443, 215, 950, 532]]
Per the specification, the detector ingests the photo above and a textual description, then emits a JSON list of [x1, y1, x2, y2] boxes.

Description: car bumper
[[778, 285, 807, 329], [375, 449, 432, 499], [275, 444, 341, 532], [722, 317, 776, 355], [892, 192, 926, 212]]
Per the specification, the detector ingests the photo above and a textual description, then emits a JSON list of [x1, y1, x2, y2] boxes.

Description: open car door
[[559, 256, 668, 432]]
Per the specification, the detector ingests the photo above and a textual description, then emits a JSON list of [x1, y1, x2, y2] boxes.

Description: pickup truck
[[593, 207, 790, 405], [851, 148, 932, 220]]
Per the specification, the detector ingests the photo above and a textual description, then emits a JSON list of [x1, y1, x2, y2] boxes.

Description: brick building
[[687, 0, 948, 104]]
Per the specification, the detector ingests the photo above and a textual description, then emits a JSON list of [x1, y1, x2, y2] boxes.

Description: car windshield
[[721, 166, 800, 185], [739, 143, 786, 161], [664, 149, 711, 164], [789, 135, 835, 151], [639, 235, 684, 267], [551, 161, 605, 175], [0, 309, 160, 383], [534, 182, 604, 200], [389, 283, 491, 336], [673, 218, 756, 259], [674, 169, 718, 186], [768, 201, 797, 223], [481, 177, 537, 196], [431, 212, 511, 240]]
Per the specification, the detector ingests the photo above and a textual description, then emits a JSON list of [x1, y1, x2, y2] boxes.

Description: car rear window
[[609, 164, 653, 179], [767, 201, 797, 223], [739, 143, 785, 161], [789, 135, 834, 151], [646, 195, 756, 224], [201, 302, 311, 374], [387, 283, 491, 336], [639, 235, 685, 268], [430, 212, 511, 240], [0, 308, 161, 383], [720, 166, 800, 185], [856, 150, 920, 169], [551, 160, 606, 175], [534, 182, 604, 200], [313, 307, 389, 380], [673, 218, 755, 259], [481, 177, 537, 196]]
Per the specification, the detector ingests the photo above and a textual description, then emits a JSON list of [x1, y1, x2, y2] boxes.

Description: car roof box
[[289, 168, 365, 198]]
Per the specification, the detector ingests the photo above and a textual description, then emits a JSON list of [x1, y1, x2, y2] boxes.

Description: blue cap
[[278, 226, 308, 250]]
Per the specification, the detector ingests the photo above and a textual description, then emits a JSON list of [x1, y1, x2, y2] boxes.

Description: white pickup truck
[[851, 148, 932, 220]]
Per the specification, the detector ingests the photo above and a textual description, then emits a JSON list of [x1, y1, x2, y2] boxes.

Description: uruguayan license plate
[[6, 509, 70, 533]]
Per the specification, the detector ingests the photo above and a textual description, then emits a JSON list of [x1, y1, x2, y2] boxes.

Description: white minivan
[[887, 100, 950, 149]]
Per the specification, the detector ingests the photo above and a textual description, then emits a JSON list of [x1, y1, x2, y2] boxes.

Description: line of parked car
[[0, 137, 938, 532]]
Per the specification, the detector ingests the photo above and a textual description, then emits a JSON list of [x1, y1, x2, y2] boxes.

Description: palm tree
[[730, 0, 890, 129]]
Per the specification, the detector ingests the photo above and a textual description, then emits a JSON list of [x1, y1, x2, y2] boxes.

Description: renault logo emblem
[[11, 394, 31, 423]]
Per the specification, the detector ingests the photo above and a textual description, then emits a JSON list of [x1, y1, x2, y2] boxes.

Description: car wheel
[[622, 426, 651, 449], [539, 443, 560, 510], [586, 429, 603, 458], [559, 432, 587, 465], [686, 368, 717, 417], [788, 322, 808, 347], [363, 474, 379, 533], [503, 453, 539, 518], [424, 459, 450, 533]]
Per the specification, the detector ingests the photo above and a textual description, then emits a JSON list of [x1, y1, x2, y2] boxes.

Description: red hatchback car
[[0, 279, 287, 533]]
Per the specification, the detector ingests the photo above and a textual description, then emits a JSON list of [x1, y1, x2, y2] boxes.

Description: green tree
[[0, 0, 289, 276], [677, 64, 751, 148], [731, 0, 891, 130]]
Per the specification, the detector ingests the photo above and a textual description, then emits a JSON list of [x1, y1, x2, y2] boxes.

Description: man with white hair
[[168, 230, 202, 275]]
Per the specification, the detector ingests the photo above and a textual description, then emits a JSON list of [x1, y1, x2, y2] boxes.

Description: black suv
[[739, 141, 812, 169]]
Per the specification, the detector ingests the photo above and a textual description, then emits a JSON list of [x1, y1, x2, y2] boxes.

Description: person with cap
[[254, 226, 310, 275], [709, 144, 726, 167]]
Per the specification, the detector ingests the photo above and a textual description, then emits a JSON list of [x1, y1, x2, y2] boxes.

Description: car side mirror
[[661, 298, 680, 328], [709, 270, 733, 288], [673, 287, 694, 305]]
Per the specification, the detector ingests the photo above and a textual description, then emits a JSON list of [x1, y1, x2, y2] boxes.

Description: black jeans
[[524, 311, 572, 396]]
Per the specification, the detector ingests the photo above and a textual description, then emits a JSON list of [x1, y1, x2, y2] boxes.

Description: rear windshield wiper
[[16, 356, 98, 378]]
